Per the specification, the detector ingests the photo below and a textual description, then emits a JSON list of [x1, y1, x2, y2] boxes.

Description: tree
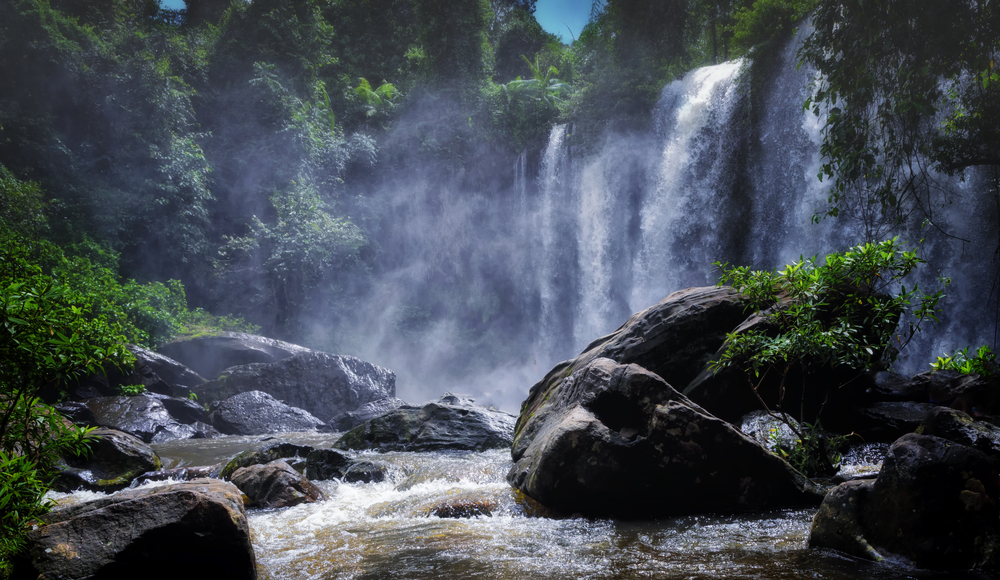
[[713, 238, 947, 474], [799, 0, 1000, 241]]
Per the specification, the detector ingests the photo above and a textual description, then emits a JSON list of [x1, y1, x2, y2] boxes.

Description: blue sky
[[157, 0, 594, 45], [535, 0, 594, 44]]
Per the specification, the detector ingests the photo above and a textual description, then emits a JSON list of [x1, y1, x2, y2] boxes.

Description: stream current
[[49, 432, 975, 580]]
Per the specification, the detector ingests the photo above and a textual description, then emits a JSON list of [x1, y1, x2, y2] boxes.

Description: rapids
[[47, 434, 969, 579]]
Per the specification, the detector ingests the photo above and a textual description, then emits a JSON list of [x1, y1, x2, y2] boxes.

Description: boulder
[[304, 448, 353, 481], [209, 391, 324, 436], [810, 433, 1000, 570], [148, 392, 211, 425], [520, 287, 749, 429], [324, 396, 408, 432], [508, 358, 820, 517], [19, 479, 256, 580], [342, 460, 390, 483], [334, 393, 516, 452], [219, 442, 316, 480], [156, 331, 313, 379], [194, 351, 396, 420], [53, 428, 162, 492], [230, 460, 326, 508], [919, 406, 1000, 461], [54, 401, 98, 426], [81, 394, 213, 443], [128, 344, 207, 391], [855, 401, 938, 442]]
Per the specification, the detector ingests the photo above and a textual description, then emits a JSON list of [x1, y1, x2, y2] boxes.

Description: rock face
[[230, 460, 326, 508], [157, 331, 313, 379], [810, 433, 1000, 570], [81, 395, 211, 443], [54, 428, 162, 492], [324, 396, 408, 432], [209, 391, 324, 435], [195, 351, 396, 420], [19, 479, 256, 580], [508, 358, 819, 517], [334, 393, 516, 452]]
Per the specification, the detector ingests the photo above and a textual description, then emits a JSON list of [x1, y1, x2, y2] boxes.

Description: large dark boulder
[[209, 391, 324, 436], [53, 428, 162, 492], [508, 358, 820, 518], [334, 393, 516, 452], [230, 460, 326, 508], [324, 396, 408, 432], [156, 331, 313, 378], [810, 433, 1000, 571], [193, 351, 395, 419], [81, 395, 209, 443], [125, 344, 206, 398], [18, 479, 256, 580]]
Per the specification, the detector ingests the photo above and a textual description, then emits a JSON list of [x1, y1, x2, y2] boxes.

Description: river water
[[48, 434, 950, 580]]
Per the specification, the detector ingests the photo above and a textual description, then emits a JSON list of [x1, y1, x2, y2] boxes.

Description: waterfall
[[527, 30, 996, 376]]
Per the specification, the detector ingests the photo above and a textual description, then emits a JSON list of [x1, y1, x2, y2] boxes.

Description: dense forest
[[2, 0, 999, 571]]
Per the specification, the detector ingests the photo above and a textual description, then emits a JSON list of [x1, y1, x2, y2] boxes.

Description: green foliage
[[931, 345, 996, 377], [729, 0, 816, 56], [799, 0, 1000, 239], [770, 422, 848, 477], [712, 239, 947, 470]]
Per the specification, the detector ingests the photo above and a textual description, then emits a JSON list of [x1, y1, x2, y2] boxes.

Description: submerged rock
[[194, 351, 396, 420], [810, 433, 1000, 571], [53, 428, 162, 492], [334, 393, 516, 452], [19, 479, 256, 580], [210, 391, 324, 436], [156, 331, 312, 379], [508, 358, 820, 518], [231, 460, 326, 508]]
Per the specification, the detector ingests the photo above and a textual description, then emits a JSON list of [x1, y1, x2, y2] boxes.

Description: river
[[34, 434, 958, 579]]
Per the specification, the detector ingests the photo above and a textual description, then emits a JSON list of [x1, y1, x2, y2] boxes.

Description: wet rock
[[430, 494, 497, 518], [209, 391, 324, 436], [231, 460, 326, 508], [808, 480, 883, 561], [53, 428, 162, 492], [219, 441, 316, 480], [343, 460, 389, 483], [304, 448, 353, 481], [148, 391, 211, 425], [919, 406, 1000, 461], [128, 344, 207, 391], [324, 396, 408, 432], [54, 401, 98, 426], [157, 331, 313, 379], [19, 479, 256, 580], [508, 358, 820, 518], [810, 433, 1000, 571], [855, 401, 938, 442], [334, 393, 516, 452], [195, 351, 396, 420], [740, 410, 800, 453], [81, 395, 198, 443]]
